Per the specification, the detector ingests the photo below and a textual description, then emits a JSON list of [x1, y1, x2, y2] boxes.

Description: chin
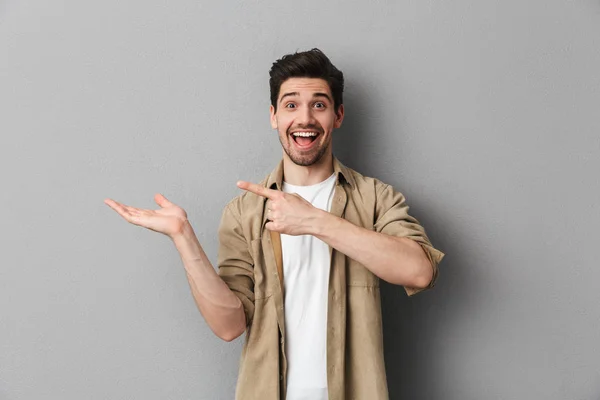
[[288, 149, 328, 167]]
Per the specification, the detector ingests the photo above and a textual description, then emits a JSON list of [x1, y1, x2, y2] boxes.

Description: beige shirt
[[217, 157, 445, 400]]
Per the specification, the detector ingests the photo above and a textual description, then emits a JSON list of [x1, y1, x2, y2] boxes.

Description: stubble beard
[[279, 132, 330, 167]]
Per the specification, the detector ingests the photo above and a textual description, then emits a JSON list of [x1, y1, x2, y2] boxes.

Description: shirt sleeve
[[217, 200, 255, 326], [373, 182, 445, 296]]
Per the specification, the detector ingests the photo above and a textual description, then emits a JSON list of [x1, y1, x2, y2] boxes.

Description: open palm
[[104, 193, 188, 238]]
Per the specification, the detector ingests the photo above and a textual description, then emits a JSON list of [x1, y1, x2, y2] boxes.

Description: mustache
[[287, 125, 323, 134]]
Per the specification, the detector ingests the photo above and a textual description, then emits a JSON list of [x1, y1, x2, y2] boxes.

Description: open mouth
[[291, 131, 320, 148]]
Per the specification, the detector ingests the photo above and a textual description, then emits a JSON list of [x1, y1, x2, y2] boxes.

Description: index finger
[[237, 181, 278, 199]]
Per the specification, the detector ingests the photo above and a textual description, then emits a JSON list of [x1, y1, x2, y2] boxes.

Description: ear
[[270, 105, 278, 129], [333, 104, 345, 128]]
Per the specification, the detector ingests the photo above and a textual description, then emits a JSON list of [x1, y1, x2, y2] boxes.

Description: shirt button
[[280, 337, 284, 344], [280, 374, 284, 380]]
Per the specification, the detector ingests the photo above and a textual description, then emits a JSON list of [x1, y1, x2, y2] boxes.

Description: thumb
[[154, 193, 173, 207]]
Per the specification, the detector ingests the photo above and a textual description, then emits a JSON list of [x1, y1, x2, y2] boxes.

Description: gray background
[[1, 0, 599, 399]]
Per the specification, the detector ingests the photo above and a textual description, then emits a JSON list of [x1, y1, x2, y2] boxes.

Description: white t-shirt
[[281, 172, 337, 400]]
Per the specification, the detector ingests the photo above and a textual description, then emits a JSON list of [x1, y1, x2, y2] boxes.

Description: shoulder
[[340, 165, 407, 218], [342, 164, 391, 198], [222, 174, 270, 220]]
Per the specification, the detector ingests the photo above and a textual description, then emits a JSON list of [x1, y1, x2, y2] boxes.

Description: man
[[104, 48, 445, 400]]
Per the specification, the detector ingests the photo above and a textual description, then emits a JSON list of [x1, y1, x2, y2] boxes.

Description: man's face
[[270, 77, 344, 167]]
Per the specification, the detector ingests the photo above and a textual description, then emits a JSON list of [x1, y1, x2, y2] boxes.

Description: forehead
[[278, 77, 332, 100]]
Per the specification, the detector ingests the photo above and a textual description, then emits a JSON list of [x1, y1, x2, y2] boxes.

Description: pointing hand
[[236, 181, 323, 236]]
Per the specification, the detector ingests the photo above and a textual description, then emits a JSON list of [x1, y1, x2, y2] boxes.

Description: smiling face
[[270, 77, 344, 167]]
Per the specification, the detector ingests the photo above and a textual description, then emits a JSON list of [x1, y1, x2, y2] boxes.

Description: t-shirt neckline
[[282, 172, 336, 190]]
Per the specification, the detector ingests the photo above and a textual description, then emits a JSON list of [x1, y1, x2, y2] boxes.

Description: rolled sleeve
[[373, 183, 445, 296], [217, 201, 255, 326]]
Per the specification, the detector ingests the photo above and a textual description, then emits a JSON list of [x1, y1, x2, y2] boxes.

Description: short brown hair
[[269, 48, 344, 112]]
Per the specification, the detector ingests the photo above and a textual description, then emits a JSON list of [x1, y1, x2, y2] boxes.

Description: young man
[[104, 48, 444, 400]]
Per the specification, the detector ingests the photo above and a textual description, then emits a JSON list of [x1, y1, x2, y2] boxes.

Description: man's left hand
[[236, 181, 324, 236]]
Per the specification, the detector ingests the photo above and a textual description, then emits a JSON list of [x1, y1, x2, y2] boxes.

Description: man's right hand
[[104, 192, 247, 341], [104, 193, 188, 238]]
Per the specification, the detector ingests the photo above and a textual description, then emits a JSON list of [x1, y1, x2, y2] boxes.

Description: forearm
[[171, 221, 246, 342], [312, 212, 433, 288]]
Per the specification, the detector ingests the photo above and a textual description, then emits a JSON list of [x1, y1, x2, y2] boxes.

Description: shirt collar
[[265, 156, 356, 191]]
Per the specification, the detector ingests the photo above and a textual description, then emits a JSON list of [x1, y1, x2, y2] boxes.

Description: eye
[[314, 102, 326, 109], [285, 103, 296, 109]]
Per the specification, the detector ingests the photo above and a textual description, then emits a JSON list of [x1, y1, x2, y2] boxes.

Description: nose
[[297, 105, 316, 126]]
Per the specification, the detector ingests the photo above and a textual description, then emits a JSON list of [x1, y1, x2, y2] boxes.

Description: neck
[[282, 151, 334, 186]]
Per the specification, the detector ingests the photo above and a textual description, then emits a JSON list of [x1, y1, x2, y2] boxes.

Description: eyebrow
[[279, 91, 333, 104]]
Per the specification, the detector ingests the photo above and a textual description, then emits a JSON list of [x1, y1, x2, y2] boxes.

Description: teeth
[[292, 132, 318, 137]]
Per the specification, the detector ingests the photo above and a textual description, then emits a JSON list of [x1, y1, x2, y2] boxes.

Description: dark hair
[[269, 48, 344, 112]]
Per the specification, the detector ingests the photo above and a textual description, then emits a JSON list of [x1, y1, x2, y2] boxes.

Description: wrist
[[170, 219, 194, 242], [309, 209, 334, 237]]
